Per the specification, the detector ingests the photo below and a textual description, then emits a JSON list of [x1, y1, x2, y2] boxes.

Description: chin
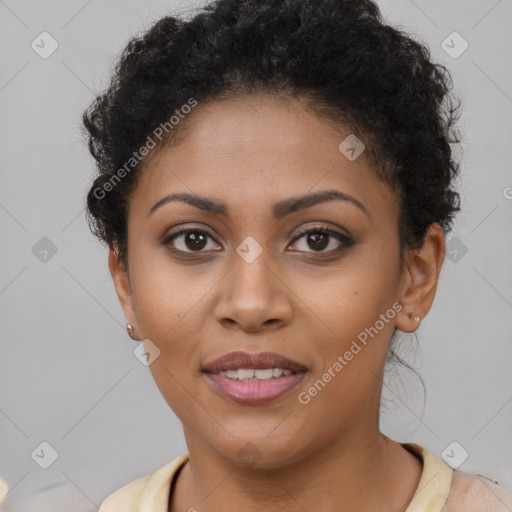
[[212, 434, 310, 470]]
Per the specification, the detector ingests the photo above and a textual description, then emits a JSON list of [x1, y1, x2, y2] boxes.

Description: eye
[[163, 227, 221, 253], [289, 226, 354, 254], [162, 224, 354, 257]]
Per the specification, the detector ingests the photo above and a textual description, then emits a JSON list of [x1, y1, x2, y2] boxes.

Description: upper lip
[[202, 351, 308, 374]]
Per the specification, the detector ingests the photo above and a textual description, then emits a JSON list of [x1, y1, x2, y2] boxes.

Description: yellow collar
[[402, 443, 453, 512]]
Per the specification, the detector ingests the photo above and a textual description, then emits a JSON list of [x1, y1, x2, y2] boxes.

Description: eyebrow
[[148, 189, 369, 220]]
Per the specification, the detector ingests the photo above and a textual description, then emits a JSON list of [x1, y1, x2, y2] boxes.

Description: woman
[[81, 0, 511, 511]]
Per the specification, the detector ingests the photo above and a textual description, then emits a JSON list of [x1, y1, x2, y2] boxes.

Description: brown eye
[[182, 231, 208, 251], [305, 231, 329, 251], [164, 228, 220, 253], [289, 227, 354, 254]]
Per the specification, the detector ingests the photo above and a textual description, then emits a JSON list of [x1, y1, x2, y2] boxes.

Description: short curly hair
[[83, 0, 462, 271]]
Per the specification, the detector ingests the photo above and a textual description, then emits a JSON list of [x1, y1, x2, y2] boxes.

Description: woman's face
[[110, 94, 444, 468]]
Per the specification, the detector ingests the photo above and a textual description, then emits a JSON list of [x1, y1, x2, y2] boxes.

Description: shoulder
[[401, 443, 512, 512], [442, 470, 512, 512], [98, 453, 189, 512]]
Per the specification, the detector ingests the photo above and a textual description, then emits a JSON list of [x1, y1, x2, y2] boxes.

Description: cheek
[[289, 246, 400, 394], [294, 276, 397, 433], [128, 254, 212, 402], [128, 245, 213, 339], [291, 249, 400, 338]]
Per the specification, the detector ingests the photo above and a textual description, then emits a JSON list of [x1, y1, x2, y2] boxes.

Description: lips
[[201, 351, 308, 374]]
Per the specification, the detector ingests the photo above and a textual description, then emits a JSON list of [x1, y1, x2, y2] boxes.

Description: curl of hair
[[83, 0, 462, 270]]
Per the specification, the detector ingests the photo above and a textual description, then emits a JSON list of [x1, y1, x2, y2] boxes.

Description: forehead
[[130, 94, 397, 225]]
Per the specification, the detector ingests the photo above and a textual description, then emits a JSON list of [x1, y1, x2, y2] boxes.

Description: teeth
[[237, 369, 255, 380], [272, 368, 282, 378], [255, 369, 273, 379], [217, 368, 294, 381]]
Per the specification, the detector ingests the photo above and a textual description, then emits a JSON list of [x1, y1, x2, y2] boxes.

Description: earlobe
[[395, 223, 446, 333]]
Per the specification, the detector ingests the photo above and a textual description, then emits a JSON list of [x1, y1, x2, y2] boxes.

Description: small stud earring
[[126, 323, 138, 341], [407, 311, 421, 326]]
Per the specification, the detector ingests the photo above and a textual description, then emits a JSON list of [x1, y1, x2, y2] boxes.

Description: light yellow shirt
[[95, 443, 512, 512], [1, 444, 509, 511]]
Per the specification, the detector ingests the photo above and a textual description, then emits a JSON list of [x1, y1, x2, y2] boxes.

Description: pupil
[[187, 232, 207, 250], [309, 232, 328, 251]]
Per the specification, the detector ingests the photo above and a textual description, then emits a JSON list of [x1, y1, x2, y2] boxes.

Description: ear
[[108, 246, 139, 339], [395, 223, 446, 333]]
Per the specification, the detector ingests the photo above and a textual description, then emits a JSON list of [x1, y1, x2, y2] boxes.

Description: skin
[[109, 94, 446, 512]]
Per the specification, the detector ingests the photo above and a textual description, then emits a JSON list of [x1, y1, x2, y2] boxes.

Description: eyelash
[[162, 224, 354, 257]]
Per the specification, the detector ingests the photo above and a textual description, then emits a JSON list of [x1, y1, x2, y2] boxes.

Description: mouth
[[201, 351, 308, 405], [201, 350, 308, 374], [213, 367, 299, 381]]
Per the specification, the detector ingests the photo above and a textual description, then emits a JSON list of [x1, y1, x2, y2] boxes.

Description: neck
[[170, 428, 422, 512]]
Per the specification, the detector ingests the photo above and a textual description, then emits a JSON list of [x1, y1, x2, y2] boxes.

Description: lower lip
[[205, 371, 307, 405]]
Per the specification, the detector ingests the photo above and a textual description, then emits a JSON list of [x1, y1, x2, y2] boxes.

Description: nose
[[214, 250, 294, 333]]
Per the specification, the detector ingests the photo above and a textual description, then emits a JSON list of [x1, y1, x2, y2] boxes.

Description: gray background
[[0, 0, 511, 510]]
